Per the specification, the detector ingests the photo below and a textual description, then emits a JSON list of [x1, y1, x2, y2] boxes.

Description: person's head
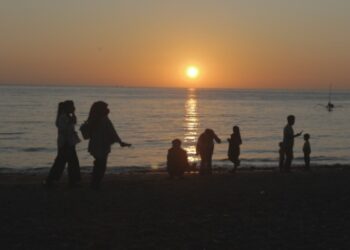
[[55, 102, 65, 126], [279, 142, 284, 148], [304, 133, 310, 141], [204, 128, 214, 136], [233, 125, 240, 134], [88, 101, 109, 121], [63, 100, 75, 114], [57, 102, 65, 115], [172, 139, 181, 148], [287, 115, 295, 125]]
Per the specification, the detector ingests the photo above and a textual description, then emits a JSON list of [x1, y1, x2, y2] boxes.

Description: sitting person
[[167, 139, 189, 178]]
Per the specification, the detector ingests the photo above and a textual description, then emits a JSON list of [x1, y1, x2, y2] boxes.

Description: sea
[[0, 85, 349, 174]]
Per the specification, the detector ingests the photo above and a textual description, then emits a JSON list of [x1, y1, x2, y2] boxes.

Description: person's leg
[[285, 150, 293, 172], [167, 167, 175, 179], [279, 156, 284, 172], [91, 156, 107, 189], [67, 146, 81, 186], [233, 150, 240, 172], [199, 154, 206, 175], [46, 147, 67, 185], [304, 154, 310, 170], [207, 154, 213, 175]]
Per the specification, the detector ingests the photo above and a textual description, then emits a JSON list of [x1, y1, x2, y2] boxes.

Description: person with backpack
[[81, 101, 131, 189]]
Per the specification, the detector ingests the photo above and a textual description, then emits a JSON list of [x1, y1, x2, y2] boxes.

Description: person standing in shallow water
[[282, 115, 302, 172], [167, 139, 189, 179], [303, 133, 311, 171], [86, 101, 131, 189], [228, 125, 242, 173], [196, 129, 221, 175], [45, 101, 81, 187]]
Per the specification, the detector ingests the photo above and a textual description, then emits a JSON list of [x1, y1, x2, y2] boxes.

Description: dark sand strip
[[1, 169, 350, 249]]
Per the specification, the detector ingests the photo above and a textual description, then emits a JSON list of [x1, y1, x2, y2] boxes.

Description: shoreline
[[1, 163, 349, 175]]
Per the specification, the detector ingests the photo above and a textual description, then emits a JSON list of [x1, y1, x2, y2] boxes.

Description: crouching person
[[167, 139, 189, 179]]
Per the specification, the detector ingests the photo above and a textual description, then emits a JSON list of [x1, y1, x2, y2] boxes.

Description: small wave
[[22, 147, 48, 152], [0, 136, 22, 140], [0, 132, 25, 135]]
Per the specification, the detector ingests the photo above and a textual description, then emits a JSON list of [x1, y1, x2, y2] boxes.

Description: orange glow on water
[[184, 88, 200, 162]]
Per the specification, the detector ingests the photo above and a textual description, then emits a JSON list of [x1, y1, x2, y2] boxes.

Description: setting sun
[[186, 66, 199, 79]]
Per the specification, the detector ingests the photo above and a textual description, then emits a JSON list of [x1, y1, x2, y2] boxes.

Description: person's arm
[[213, 133, 221, 143], [107, 119, 131, 147], [184, 150, 190, 169], [167, 150, 171, 167], [57, 115, 71, 136], [294, 130, 303, 137], [70, 113, 77, 125]]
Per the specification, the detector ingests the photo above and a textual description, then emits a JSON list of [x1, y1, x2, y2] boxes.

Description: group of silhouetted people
[[168, 115, 312, 178], [167, 126, 242, 177], [44, 101, 131, 189], [45, 101, 311, 188]]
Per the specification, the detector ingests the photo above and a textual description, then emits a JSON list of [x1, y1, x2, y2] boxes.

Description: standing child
[[228, 126, 242, 173], [303, 134, 311, 170], [278, 142, 284, 172]]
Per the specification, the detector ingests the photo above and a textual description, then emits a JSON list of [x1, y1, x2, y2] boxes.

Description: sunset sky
[[1, 0, 350, 89]]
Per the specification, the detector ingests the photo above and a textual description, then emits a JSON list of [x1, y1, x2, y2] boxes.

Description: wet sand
[[1, 168, 350, 249]]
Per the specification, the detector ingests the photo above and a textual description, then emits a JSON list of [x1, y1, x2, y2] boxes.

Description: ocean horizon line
[[1, 83, 349, 93]]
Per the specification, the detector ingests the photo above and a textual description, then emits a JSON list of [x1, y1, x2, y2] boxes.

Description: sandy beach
[[1, 168, 350, 249]]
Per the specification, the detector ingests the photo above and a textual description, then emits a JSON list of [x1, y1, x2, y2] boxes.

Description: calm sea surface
[[0, 85, 349, 173]]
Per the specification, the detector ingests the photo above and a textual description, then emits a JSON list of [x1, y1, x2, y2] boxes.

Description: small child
[[303, 134, 311, 170], [278, 142, 284, 172]]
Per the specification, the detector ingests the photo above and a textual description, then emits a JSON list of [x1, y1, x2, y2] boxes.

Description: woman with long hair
[[44, 101, 81, 187], [86, 101, 131, 189], [228, 125, 242, 173]]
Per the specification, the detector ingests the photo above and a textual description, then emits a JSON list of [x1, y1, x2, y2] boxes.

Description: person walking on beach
[[84, 101, 131, 189], [228, 125, 242, 173], [196, 129, 221, 175], [167, 139, 189, 179], [303, 133, 311, 170], [44, 101, 81, 187], [282, 115, 302, 172]]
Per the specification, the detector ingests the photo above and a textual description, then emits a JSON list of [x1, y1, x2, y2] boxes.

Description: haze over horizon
[[1, 0, 350, 89]]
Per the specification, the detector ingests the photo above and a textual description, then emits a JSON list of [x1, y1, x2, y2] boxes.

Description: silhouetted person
[[167, 139, 189, 178], [228, 125, 242, 173], [196, 129, 221, 175], [327, 102, 334, 112], [283, 115, 302, 172], [278, 142, 284, 172], [45, 101, 81, 187], [303, 133, 311, 170], [86, 101, 131, 189]]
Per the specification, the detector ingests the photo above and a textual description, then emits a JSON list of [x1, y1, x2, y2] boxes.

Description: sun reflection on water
[[184, 88, 200, 162]]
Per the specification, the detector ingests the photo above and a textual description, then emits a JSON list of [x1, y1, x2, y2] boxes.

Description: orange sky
[[1, 1, 350, 89]]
